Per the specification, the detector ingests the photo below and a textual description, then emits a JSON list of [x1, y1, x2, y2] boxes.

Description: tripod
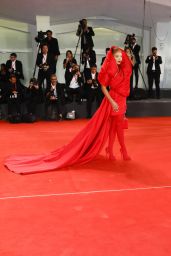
[[33, 42, 41, 78], [74, 28, 84, 66], [33, 42, 47, 90], [130, 64, 148, 100], [138, 66, 147, 90]]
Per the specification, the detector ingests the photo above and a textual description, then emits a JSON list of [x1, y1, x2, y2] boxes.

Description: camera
[[79, 19, 86, 30], [72, 64, 79, 75], [50, 91, 57, 100], [40, 63, 49, 72], [91, 79, 98, 89], [35, 31, 46, 43], [124, 33, 135, 48]]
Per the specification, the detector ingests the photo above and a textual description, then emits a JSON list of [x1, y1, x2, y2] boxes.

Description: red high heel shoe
[[120, 148, 131, 161], [105, 147, 116, 161]]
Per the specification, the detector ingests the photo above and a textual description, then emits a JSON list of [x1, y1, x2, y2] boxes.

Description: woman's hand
[[101, 85, 119, 112], [111, 100, 119, 112]]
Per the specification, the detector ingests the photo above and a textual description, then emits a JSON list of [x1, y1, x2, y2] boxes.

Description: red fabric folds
[[4, 46, 132, 174], [5, 98, 111, 174]]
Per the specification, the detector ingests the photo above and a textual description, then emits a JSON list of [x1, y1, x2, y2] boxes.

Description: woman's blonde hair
[[112, 47, 122, 55]]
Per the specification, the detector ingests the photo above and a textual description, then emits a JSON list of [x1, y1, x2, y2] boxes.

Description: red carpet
[[0, 118, 171, 255]]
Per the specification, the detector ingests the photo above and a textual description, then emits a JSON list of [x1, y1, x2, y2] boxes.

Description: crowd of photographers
[[0, 19, 162, 123]]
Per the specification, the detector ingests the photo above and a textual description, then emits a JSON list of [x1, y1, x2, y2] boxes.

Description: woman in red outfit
[[5, 46, 133, 174], [99, 47, 132, 161]]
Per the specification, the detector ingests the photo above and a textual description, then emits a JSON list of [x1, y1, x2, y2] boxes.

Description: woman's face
[[67, 52, 72, 59], [113, 51, 122, 65]]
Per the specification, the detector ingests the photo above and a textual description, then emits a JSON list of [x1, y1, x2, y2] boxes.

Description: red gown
[[5, 47, 132, 174]]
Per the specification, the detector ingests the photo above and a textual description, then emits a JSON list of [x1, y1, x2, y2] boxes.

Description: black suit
[[6, 60, 24, 80], [6, 81, 25, 115], [76, 26, 95, 50], [43, 37, 60, 73], [131, 44, 141, 88], [0, 82, 8, 104], [26, 85, 44, 115], [63, 58, 77, 82], [82, 49, 96, 75], [0, 71, 8, 84], [65, 72, 83, 103], [36, 53, 55, 88], [85, 71, 103, 118], [101, 56, 106, 66], [146, 55, 162, 98], [45, 83, 65, 120]]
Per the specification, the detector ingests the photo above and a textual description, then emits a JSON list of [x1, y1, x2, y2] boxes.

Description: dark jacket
[[76, 26, 95, 49], [0, 82, 8, 103], [65, 72, 83, 89], [132, 44, 141, 64], [45, 83, 65, 105], [6, 60, 24, 80], [43, 37, 60, 56], [145, 55, 162, 74], [84, 71, 101, 90], [101, 57, 106, 66], [36, 53, 55, 73], [63, 58, 77, 81], [82, 49, 96, 68], [26, 85, 44, 103], [6, 81, 25, 102]]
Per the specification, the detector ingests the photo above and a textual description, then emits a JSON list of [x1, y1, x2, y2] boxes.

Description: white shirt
[[152, 56, 156, 71], [132, 43, 136, 50], [42, 54, 47, 64], [86, 59, 90, 69], [91, 73, 96, 80], [51, 84, 57, 97], [69, 75, 79, 89], [11, 60, 16, 70]]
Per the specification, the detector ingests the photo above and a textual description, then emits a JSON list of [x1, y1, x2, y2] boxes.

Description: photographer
[[6, 53, 24, 81], [85, 64, 103, 119], [43, 30, 60, 73], [146, 47, 162, 99], [0, 64, 8, 84], [65, 64, 83, 104], [45, 74, 65, 120], [36, 44, 55, 89], [130, 37, 141, 89], [124, 47, 135, 99], [26, 78, 43, 116], [76, 19, 95, 51], [6, 74, 25, 118], [82, 45, 96, 75], [63, 50, 77, 83]]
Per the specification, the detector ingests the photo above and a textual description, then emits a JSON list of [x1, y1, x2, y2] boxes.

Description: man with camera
[[43, 30, 60, 73], [65, 64, 83, 104], [76, 19, 95, 51], [131, 37, 141, 89], [6, 53, 24, 81], [36, 44, 55, 89], [82, 45, 96, 75], [45, 74, 65, 120], [26, 78, 43, 117], [63, 50, 77, 84], [84, 64, 103, 119], [0, 75, 8, 119], [6, 74, 25, 119], [146, 47, 162, 99]]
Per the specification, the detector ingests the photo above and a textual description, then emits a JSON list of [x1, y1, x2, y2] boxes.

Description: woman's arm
[[63, 59, 68, 69], [101, 85, 119, 112]]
